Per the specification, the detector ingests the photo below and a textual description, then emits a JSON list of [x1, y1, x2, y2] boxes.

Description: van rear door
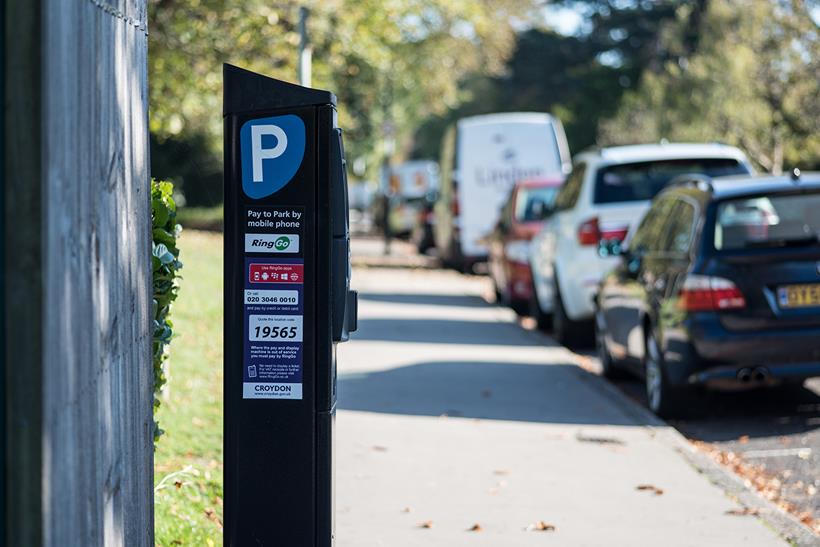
[[456, 114, 568, 259]]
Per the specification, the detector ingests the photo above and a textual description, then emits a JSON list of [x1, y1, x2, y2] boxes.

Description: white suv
[[529, 143, 753, 346]]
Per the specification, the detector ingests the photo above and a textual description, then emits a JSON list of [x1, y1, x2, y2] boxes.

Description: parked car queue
[[414, 121, 820, 419]]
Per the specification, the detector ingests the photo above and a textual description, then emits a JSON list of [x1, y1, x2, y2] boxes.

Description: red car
[[487, 178, 563, 314]]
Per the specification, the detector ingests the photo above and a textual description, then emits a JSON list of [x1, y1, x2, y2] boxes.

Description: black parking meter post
[[223, 64, 356, 547]]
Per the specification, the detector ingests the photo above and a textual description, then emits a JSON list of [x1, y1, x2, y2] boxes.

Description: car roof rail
[[668, 173, 714, 193]]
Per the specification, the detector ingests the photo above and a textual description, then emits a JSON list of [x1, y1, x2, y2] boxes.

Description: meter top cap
[[223, 63, 337, 116]]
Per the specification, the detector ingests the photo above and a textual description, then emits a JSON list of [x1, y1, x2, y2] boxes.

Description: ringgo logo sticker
[[240, 114, 306, 199], [245, 234, 300, 253]]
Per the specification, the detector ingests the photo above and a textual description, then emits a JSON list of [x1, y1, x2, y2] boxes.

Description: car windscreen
[[514, 186, 559, 222], [594, 158, 748, 204], [714, 191, 820, 250]]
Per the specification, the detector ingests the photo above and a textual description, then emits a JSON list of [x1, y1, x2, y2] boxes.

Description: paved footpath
[[335, 265, 785, 547]]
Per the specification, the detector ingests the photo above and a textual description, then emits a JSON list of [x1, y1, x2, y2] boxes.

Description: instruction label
[[243, 206, 305, 400]]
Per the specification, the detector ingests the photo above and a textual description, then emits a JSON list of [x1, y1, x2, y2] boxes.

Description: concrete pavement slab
[[336, 267, 785, 546]]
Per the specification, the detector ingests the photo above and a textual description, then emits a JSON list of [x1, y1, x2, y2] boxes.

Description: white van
[[433, 113, 571, 270]]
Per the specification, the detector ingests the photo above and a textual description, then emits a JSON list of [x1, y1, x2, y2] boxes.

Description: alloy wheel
[[645, 334, 663, 412]]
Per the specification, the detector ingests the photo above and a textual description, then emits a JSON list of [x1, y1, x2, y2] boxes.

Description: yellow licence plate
[[777, 284, 820, 308]]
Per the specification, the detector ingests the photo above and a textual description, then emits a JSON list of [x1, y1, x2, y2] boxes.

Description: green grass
[[154, 230, 223, 546], [176, 205, 224, 232]]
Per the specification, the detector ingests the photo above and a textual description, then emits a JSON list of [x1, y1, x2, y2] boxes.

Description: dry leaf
[[372, 445, 388, 452], [726, 508, 760, 516], [204, 507, 223, 529], [525, 520, 556, 532], [493, 469, 510, 476], [468, 523, 483, 532], [174, 480, 183, 489], [418, 520, 433, 529], [401, 507, 413, 513], [576, 434, 625, 446], [636, 484, 664, 495]]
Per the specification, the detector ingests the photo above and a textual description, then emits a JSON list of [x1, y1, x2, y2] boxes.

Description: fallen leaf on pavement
[[418, 520, 433, 529], [576, 434, 625, 445], [725, 507, 760, 516], [401, 507, 413, 513], [636, 484, 664, 495], [468, 523, 483, 532], [493, 469, 510, 476], [691, 439, 820, 534], [525, 521, 556, 532], [371, 445, 388, 452]]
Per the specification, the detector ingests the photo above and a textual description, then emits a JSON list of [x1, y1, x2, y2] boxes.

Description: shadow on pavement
[[359, 292, 490, 308], [353, 318, 552, 346], [612, 376, 820, 441], [677, 384, 820, 442], [339, 361, 645, 426]]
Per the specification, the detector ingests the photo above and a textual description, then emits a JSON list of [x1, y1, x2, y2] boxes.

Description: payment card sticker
[[243, 257, 305, 400]]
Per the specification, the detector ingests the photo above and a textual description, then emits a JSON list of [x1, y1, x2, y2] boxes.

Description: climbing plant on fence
[[151, 179, 183, 444]]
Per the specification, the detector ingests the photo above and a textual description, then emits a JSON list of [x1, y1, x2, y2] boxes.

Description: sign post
[[223, 64, 356, 546]]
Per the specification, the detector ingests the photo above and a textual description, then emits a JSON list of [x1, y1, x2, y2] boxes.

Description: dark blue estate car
[[594, 172, 820, 418]]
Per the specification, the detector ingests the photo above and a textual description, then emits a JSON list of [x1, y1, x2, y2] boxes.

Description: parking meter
[[223, 64, 357, 546]]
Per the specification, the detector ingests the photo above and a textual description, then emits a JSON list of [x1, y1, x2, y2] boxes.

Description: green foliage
[[153, 231, 223, 545], [152, 179, 183, 444], [176, 205, 225, 232], [412, 1, 683, 159], [148, 0, 538, 193], [151, 132, 222, 208], [600, 0, 820, 172]]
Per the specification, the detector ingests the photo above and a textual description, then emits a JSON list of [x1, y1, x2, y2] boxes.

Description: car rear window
[[714, 192, 820, 250], [514, 186, 559, 222], [594, 158, 748, 204]]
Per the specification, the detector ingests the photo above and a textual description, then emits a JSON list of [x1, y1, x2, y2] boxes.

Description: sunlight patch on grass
[[154, 230, 223, 545]]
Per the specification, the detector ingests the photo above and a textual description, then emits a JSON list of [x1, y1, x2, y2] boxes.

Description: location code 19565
[[249, 315, 303, 342]]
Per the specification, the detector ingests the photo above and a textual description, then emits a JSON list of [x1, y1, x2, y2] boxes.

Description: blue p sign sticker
[[240, 114, 306, 199]]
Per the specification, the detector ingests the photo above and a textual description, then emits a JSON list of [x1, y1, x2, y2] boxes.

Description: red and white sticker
[[248, 263, 304, 284]]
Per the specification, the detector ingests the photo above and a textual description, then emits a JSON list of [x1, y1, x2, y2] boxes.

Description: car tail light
[[679, 274, 746, 311], [577, 217, 601, 246], [601, 224, 629, 242], [577, 217, 629, 246]]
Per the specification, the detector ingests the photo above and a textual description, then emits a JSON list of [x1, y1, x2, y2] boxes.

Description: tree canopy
[[149, 0, 539, 202], [600, 0, 820, 172], [149, 0, 820, 205]]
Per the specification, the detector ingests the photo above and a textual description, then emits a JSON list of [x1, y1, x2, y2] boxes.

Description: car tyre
[[510, 299, 529, 317], [595, 310, 626, 379], [644, 330, 695, 419], [529, 278, 551, 331], [552, 279, 592, 348], [492, 278, 504, 304]]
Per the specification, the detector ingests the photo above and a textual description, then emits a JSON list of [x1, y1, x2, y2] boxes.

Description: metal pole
[[298, 6, 312, 87]]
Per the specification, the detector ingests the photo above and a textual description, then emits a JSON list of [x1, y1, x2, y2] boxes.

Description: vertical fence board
[[41, 0, 151, 544]]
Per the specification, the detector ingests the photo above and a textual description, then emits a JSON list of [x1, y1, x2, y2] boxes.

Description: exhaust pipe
[[753, 367, 770, 383], [737, 367, 753, 383]]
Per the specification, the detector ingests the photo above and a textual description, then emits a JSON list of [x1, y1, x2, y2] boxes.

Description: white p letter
[[251, 125, 288, 182]]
